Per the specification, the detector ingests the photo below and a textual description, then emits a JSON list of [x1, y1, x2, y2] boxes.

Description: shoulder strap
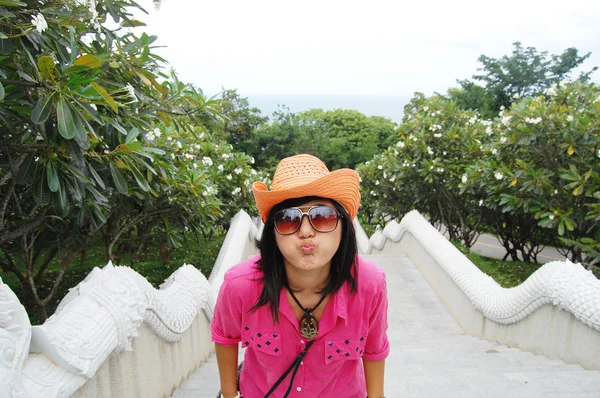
[[264, 340, 315, 398]]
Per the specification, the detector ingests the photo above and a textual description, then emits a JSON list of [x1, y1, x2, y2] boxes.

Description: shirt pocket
[[241, 327, 282, 366], [324, 335, 367, 365]]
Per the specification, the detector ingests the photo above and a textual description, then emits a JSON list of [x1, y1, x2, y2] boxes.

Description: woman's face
[[274, 199, 342, 273]]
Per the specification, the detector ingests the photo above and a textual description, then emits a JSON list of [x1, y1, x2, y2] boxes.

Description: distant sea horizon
[[245, 93, 412, 124]]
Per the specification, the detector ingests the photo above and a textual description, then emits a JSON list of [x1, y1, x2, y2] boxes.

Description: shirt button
[[300, 340, 305, 344], [300, 361, 304, 365], [297, 387, 302, 392]]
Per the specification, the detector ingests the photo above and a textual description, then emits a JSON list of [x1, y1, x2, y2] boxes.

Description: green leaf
[[129, 161, 150, 192], [142, 147, 166, 155], [127, 141, 143, 152], [110, 163, 128, 194], [33, 172, 50, 206], [558, 220, 565, 236], [31, 94, 54, 124], [0, 81, 4, 100], [0, 0, 27, 6], [91, 82, 119, 113], [0, 38, 12, 54], [52, 180, 69, 217], [46, 161, 59, 192], [37, 55, 60, 82], [70, 105, 90, 149], [57, 97, 76, 139], [74, 54, 102, 68], [126, 128, 140, 143], [15, 154, 37, 184], [88, 163, 106, 189]]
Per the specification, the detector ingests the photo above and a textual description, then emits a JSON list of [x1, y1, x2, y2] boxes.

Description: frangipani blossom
[[31, 14, 48, 33]]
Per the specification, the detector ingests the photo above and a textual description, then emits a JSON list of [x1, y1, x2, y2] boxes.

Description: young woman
[[211, 154, 389, 398]]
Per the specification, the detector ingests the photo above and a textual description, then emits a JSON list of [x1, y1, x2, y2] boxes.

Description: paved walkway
[[173, 255, 600, 397]]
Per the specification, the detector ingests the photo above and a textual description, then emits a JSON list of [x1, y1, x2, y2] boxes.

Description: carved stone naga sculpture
[[0, 261, 213, 397]]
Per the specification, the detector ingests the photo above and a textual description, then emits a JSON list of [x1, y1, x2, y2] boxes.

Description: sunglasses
[[274, 205, 341, 235]]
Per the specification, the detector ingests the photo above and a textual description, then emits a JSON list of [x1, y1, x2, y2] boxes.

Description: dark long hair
[[251, 196, 358, 322]]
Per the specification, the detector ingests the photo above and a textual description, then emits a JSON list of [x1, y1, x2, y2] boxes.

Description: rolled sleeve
[[211, 277, 243, 345], [362, 271, 390, 361]]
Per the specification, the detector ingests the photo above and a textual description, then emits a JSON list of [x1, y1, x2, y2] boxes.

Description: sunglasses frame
[[274, 205, 341, 235]]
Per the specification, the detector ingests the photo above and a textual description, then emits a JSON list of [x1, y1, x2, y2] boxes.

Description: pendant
[[300, 312, 319, 340]]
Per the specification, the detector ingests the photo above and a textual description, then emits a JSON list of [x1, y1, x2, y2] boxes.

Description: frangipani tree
[[359, 93, 491, 247], [0, 0, 254, 320]]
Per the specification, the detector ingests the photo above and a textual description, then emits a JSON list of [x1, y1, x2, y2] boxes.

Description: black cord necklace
[[286, 287, 327, 340]]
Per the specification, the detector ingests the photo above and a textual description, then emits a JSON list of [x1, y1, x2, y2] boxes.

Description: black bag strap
[[264, 340, 315, 398]]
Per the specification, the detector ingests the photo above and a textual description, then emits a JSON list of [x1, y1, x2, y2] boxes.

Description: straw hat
[[252, 154, 361, 223]]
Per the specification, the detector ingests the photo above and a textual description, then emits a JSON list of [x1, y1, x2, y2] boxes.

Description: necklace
[[286, 287, 327, 340]]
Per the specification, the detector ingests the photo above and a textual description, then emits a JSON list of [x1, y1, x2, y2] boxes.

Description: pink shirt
[[211, 255, 390, 397]]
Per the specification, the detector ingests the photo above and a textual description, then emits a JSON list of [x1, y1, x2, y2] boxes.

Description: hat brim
[[253, 169, 361, 223]]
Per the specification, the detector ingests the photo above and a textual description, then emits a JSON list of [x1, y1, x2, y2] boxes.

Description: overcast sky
[[136, 0, 600, 98]]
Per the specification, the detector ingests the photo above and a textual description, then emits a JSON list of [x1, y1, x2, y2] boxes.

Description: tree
[[0, 0, 255, 321], [220, 89, 268, 146], [450, 42, 598, 115]]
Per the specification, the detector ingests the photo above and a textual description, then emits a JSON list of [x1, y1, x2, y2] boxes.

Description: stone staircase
[[172, 255, 600, 397]]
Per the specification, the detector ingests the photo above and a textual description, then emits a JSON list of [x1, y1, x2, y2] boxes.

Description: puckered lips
[[300, 242, 315, 254]]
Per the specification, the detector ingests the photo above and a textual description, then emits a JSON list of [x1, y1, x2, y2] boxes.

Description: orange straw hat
[[252, 154, 361, 223]]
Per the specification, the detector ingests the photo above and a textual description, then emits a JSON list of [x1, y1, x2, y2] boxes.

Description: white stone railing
[[361, 209, 600, 370], [0, 210, 260, 398]]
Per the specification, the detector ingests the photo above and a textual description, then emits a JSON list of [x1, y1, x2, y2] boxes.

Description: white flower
[[525, 117, 542, 125], [554, 189, 558, 195], [468, 116, 478, 125], [221, 153, 230, 159], [597, 149, 600, 158], [494, 171, 503, 180], [423, 106, 429, 111], [491, 148, 498, 155], [548, 214, 555, 220], [234, 167, 242, 174], [251, 169, 257, 175], [193, 162, 198, 168], [396, 141, 405, 148], [232, 187, 242, 195], [545, 85, 557, 96], [370, 190, 377, 196], [486, 126, 493, 136], [31, 14, 48, 33], [427, 147, 433, 155], [500, 105, 505, 111], [377, 165, 383, 170], [500, 136, 507, 144], [436, 167, 444, 173], [175, 141, 182, 149], [375, 180, 380, 185], [170, 153, 175, 160], [501, 115, 512, 127], [442, 151, 447, 156], [433, 133, 442, 138], [203, 186, 215, 196], [408, 134, 416, 141], [567, 115, 573, 122], [389, 176, 395, 182], [184, 153, 194, 160], [250, 157, 255, 164], [218, 164, 224, 172], [202, 156, 213, 166], [479, 199, 483, 206], [167, 136, 173, 141], [124, 83, 138, 103], [226, 174, 232, 180], [461, 174, 468, 184]]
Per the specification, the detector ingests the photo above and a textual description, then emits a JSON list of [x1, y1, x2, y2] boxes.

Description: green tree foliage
[[462, 81, 600, 265], [358, 94, 490, 248], [449, 42, 598, 117], [220, 89, 268, 146], [0, 0, 254, 320], [238, 105, 397, 172], [361, 82, 600, 268]]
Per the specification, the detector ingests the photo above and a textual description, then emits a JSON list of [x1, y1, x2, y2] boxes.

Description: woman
[[211, 154, 389, 398]]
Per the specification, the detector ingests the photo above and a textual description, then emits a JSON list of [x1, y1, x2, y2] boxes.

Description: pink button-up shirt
[[211, 255, 390, 397]]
